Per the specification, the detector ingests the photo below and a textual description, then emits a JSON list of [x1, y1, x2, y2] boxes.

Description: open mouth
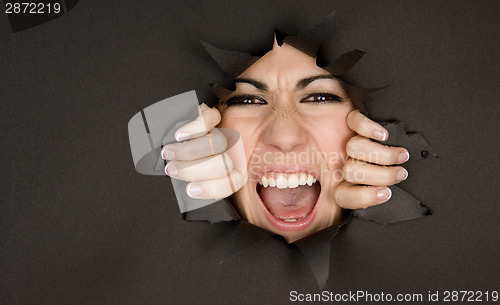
[[256, 169, 321, 232]]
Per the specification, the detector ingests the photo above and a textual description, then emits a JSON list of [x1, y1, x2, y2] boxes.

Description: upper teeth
[[258, 173, 316, 188]]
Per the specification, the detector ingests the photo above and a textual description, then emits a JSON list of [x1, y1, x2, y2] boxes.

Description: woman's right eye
[[224, 95, 267, 106]]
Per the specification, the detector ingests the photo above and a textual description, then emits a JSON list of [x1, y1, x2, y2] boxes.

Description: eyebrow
[[296, 74, 335, 89], [234, 78, 268, 91], [234, 74, 335, 92]]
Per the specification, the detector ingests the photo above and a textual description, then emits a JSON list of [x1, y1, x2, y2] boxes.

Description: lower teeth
[[276, 215, 307, 222]]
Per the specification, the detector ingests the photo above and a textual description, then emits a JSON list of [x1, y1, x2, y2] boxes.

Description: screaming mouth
[[256, 171, 321, 231]]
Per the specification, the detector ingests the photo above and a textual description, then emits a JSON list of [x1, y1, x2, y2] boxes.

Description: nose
[[261, 107, 308, 152]]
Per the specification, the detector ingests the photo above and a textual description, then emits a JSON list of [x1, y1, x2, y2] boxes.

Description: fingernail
[[397, 150, 410, 163], [397, 168, 408, 182], [162, 149, 175, 160], [175, 132, 189, 142], [377, 187, 392, 202], [165, 163, 177, 177], [373, 129, 388, 141], [186, 184, 202, 198]]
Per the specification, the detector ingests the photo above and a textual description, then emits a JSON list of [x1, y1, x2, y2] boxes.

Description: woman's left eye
[[300, 93, 343, 104]]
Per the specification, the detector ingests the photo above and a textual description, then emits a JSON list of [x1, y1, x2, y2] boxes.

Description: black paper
[[2, 1, 499, 304]]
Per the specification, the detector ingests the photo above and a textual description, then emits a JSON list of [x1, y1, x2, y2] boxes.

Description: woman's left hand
[[334, 110, 410, 209]]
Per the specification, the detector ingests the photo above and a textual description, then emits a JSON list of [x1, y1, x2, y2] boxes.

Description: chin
[[232, 165, 343, 243]]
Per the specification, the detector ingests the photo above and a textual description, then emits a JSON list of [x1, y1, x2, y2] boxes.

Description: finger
[[165, 152, 233, 182], [343, 158, 408, 186], [174, 103, 221, 141], [346, 109, 388, 141], [185, 169, 245, 199], [334, 181, 392, 209], [346, 135, 410, 165], [161, 128, 227, 161]]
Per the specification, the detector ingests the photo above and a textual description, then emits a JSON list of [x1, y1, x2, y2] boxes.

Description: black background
[[1, 1, 499, 304]]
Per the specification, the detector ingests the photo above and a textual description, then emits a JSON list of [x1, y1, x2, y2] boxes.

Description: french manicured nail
[[164, 163, 177, 177], [397, 150, 410, 163], [397, 168, 408, 182], [186, 184, 202, 198], [377, 187, 392, 202], [175, 132, 189, 141], [373, 129, 387, 141], [162, 149, 175, 160]]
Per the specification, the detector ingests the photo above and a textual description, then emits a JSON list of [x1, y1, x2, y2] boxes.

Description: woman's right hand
[[161, 104, 246, 200]]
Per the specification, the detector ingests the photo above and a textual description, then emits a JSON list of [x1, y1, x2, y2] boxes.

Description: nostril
[[262, 119, 308, 152]]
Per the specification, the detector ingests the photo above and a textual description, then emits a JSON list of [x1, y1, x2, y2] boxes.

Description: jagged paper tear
[[381, 122, 438, 159]]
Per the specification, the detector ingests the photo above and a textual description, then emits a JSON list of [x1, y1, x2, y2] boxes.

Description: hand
[[334, 110, 410, 209], [161, 104, 247, 199]]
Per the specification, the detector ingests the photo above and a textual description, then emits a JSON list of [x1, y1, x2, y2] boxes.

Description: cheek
[[305, 111, 355, 171], [309, 114, 354, 151], [321, 122, 354, 153]]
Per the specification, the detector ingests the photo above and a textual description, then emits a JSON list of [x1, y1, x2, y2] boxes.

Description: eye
[[224, 95, 267, 106], [300, 93, 343, 104]]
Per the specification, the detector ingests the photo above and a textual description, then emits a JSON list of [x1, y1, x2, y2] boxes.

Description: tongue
[[258, 183, 320, 219]]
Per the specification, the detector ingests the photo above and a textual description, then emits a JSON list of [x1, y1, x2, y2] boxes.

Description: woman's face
[[217, 41, 356, 242]]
